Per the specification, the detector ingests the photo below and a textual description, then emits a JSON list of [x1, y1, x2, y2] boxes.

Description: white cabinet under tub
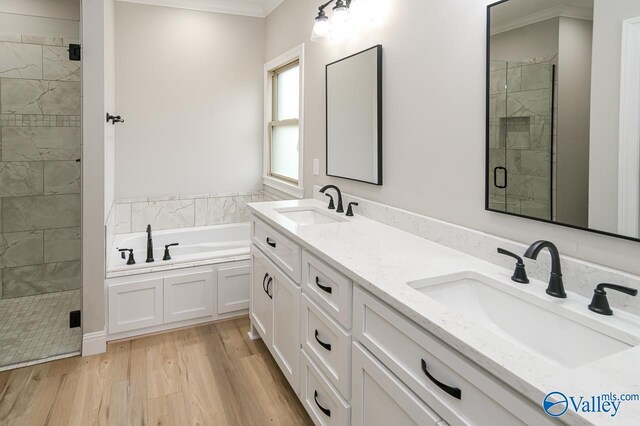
[[107, 260, 250, 339]]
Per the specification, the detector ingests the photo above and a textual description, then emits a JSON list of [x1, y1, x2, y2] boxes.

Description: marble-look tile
[[115, 204, 132, 234], [131, 200, 195, 232], [506, 174, 550, 203], [488, 94, 506, 119], [489, 70, 506, 95], [0, 162, 44, 197], [505, 118, 530, 149], [0, 34, 21, 43], [63, 39, 80, 47], [0, 230, 43, 268], [489, 60, 506, 72], [251, 193, 266, 203], [2, 194, 80, 232], [1, 127, 81, 161], [43, 46, 80, 81], [506, 66, 521, 92], [2, 260, 80, 298], [0, 42, 42, 79], [520, 150, 550, 178], [521, 64, 552, 91], [236, 196, 252, 222], [529, 124, 551, 151], [21, 35, 63, 46], [505, 149, 521, 174], [44, 161, 80, 195], [195, 197, 237, 226], [44, 228, 80, 263], [0, 79, 80, 115], [506, 89, 551, 118], [519, 199, 550, 220]]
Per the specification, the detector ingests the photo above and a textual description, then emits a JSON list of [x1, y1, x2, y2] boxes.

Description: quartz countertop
[[249, 199, 640, 426]]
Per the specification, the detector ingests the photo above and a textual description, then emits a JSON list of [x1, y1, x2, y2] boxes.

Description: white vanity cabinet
[[250, 246, 302, 393]]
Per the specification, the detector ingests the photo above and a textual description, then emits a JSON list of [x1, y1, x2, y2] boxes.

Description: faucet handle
[[497, 248, 529, 284], [325, 193, 335, 210], [588, 283, 638, 316], [163, 243, 179, 261], [346, 202, 359, 217], [117, 248, 135, 265]]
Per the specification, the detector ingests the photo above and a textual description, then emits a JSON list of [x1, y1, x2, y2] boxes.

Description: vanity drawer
[[252, 217, 301, 283], [302, 250, 352, 329], [352, 342, 442, 426], [353, 287, 552, 426], [301, 293, 351, 400], [300, 349, 351, 426]]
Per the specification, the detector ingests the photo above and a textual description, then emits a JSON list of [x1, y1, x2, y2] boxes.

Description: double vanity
[[248, 196, 640, 426]]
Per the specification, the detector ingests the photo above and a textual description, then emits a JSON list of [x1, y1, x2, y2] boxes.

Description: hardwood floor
[[0, 317, 312, 426]]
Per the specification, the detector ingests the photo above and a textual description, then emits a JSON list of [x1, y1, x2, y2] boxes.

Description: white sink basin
[[275, 207, 347, 226], [408, 272, 634, 368]]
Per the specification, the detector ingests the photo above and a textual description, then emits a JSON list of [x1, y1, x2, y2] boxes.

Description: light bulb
[[330, 2, 350, 40], [310, 14, 330, 42]]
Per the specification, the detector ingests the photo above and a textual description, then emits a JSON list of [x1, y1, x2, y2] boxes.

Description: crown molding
[[116, 0, 284, 18], [491, 5, 593, 36]]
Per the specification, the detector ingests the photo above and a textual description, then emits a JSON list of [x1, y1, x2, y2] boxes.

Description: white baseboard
[[82, 330, 107, 356]]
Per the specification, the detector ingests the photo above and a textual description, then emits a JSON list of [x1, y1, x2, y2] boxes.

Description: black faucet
[[497, 248, 529, 284], [146, 224, 154, 263], [320, 185, 344, 213], [524, 240, 566, 298], [588, 283, 638, 316]]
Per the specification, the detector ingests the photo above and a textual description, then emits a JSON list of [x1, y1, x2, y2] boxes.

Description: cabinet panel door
[[251, 248, 273, 343], [164, 271, 214, 323], [271, 264, 301, 394], [352, 343, 441, 426], [108, 278, 163, 334], [217, 263, 250, 314]]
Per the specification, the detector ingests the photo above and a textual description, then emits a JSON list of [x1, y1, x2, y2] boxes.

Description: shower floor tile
[[0, 289, 81, 370]]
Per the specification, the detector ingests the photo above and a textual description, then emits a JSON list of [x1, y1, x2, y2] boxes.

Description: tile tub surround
[[312, 186, 640, 316], [250, 199, 640, 426], [113, 190, 284, 234], [0, 32, 81, 300], [0, 289, 81, 370]]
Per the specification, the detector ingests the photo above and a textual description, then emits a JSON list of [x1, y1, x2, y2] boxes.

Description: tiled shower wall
[[488, 57, 555, 221], [0, 33, 81, 300], [110, 190, 287, 235]]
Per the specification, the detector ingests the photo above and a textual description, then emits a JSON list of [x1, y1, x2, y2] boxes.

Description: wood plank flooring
[[0, 317, 312, 426]]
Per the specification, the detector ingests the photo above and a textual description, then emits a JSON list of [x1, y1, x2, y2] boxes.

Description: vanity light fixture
[[311, 0, 357, 42]]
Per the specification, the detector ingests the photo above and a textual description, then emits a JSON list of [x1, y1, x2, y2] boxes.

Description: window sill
[[263, 176, 304, 199]]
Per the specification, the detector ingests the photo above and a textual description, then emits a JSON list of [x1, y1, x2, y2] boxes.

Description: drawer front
[[164, 271, 214, 323], [252, 217, 301, 283], [301, 294, 351, 400], [300, 350, 351, 426], [108, 278, 163, 334], [353, 287, 552, 426], [352, 342, 441, 426], [302, 250, 353, 329]]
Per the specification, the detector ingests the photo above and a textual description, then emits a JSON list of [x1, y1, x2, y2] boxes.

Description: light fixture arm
[[317, 0, 335, 15]]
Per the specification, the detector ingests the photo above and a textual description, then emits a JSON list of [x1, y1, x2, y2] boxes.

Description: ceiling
[[490, 0, 594, 34], [116, 0, 284, 18]]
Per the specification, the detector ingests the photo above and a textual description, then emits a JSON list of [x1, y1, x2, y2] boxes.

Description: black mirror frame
[[326, 44, 383, 186], [484, 0, 640, 244]]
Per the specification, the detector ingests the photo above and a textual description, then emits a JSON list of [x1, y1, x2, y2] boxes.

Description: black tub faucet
[[320, 185, 344, 213], [146, 224, 154, 263], [524, 240, 566, 298]]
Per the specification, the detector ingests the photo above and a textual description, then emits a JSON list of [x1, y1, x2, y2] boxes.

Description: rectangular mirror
[[326, 45, 382, 185], [486, 0, 640, 242]]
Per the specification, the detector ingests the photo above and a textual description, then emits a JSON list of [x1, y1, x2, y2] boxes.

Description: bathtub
[[107, 223, 250, 276]]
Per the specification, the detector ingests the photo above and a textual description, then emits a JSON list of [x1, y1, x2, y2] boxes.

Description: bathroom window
[[264, 45, 305, 198]]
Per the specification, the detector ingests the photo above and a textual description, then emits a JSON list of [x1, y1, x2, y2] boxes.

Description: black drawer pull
[[266, 277, 273, 299], [314, 391, 331, 417], [421, 359, 461, 400], [314, 330, 332, 351], [315, 277, 333, 294], [262, 273, 269, 293], [266, 237, 277, 248]]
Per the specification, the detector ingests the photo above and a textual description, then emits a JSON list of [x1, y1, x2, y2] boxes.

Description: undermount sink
[[408, 272, 634, 368], [275, 207, 347, 226]]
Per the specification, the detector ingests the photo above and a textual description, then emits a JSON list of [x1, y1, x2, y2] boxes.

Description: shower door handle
[[494, 167, 507, 189]]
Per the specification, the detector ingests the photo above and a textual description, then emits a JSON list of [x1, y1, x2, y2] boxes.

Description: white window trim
[[263, 43, 305, 199]]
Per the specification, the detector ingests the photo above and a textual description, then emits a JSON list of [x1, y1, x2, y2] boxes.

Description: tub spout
[[146, 224, 154, 263]]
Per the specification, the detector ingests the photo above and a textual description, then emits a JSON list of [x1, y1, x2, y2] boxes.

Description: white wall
[[589, 0, 640, 233], [114, 2, 265, 200], [82, 0, 115, 341], [265, 0, 640, 276], [490, 18, 559, 61], [0, 0, 80, 21]]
